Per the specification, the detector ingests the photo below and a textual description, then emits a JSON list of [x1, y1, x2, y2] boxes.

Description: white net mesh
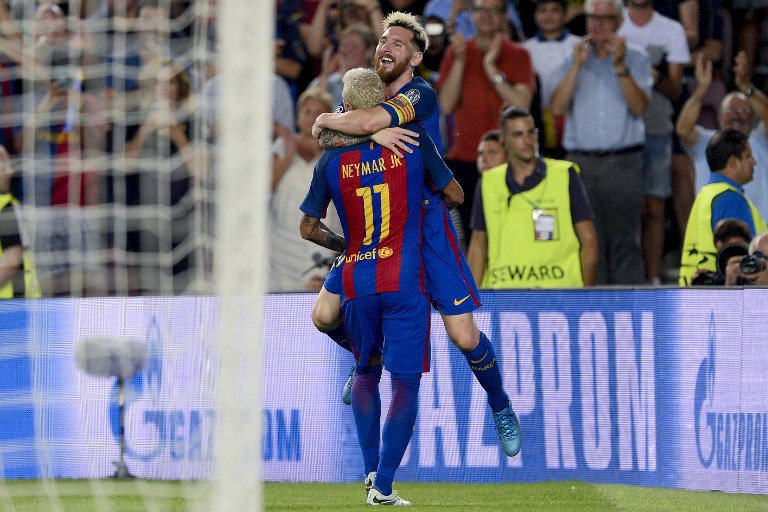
[[11, 0, 218, 297], [0, 0, 269, 510]]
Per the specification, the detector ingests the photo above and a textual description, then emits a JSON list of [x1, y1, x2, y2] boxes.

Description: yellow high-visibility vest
[[480, 158, 584, 288], [679, 181, 766, 285], [0, 193, 41, 298]]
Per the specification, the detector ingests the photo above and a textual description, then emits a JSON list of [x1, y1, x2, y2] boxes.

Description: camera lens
[[740, 254, 767, 275], [716, 242, 750, 276]]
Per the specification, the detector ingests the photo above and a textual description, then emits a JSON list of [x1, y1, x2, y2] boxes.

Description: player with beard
[[311, 11, 523, 463]]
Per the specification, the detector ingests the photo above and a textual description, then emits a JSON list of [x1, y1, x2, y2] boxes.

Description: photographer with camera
[[679, 129, 767, 285], [723, 231, 768, 286], [690, 218, 752, 285]]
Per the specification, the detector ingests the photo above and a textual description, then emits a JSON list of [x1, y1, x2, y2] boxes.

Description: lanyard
[[507, 170, 549, 220]]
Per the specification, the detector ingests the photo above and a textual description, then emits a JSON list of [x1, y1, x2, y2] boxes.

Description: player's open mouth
[[379, 56, 394, 67]]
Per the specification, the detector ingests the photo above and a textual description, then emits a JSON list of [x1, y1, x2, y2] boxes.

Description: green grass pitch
[[1, 480, 767, 511]]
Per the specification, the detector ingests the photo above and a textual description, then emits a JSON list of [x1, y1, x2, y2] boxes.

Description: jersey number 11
[[356, 184, 390, 246]]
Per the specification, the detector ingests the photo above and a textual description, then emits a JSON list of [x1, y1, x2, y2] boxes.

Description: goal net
[[1, 0, 270, 510]]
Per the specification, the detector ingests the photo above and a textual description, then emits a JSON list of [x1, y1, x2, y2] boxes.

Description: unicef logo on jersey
[[109, 316, 164, 461]]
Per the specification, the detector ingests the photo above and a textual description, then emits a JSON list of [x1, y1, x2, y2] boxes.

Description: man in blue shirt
[[550, 0, 653, 284], [679, 129, 767, 284]]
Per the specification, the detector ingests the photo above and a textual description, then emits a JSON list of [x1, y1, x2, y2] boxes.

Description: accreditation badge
[[533, 209, 556, 241]]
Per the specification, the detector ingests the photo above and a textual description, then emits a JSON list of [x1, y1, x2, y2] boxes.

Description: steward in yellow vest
[[679, 180, 766, 285], [0, 193, 41, 298], [467, 107, 598, 289], [679, 129, 767, 285], [477, 159, 587, 288]]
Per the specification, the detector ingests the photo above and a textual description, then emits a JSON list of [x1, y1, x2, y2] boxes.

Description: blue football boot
[[492, 403, 522, 457]]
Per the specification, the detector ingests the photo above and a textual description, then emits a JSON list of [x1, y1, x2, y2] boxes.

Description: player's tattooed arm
[[300, 214, 347, 252], [318, 129, 371, 149], [319, 127, 420, 158]]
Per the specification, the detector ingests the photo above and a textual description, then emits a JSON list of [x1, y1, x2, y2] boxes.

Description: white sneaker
[[367, 487, 411, 506], [364, 471, 376, 494]]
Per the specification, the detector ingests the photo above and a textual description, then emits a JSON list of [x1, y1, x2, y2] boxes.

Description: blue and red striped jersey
[[301, 123, 453, 299], [379, 76, 442, 154], [379, 75, 446, 202]]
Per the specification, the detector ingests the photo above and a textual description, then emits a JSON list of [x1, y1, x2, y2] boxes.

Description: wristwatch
[[743, 85, 754, 97], [492, 72, 506, 85]]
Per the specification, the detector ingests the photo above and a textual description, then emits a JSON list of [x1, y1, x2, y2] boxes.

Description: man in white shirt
[[523, 0, 581, 157], [618, 0, 690, 284], [676, 52, 768, 222]]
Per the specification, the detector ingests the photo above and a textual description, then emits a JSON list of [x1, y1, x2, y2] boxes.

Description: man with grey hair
[[300, 66, 463, 506], [551, 0, 652, 284], [676, 51, 768, 220], [723, 231, 768, 285]]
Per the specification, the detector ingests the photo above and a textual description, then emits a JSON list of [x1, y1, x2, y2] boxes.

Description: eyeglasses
[[472, 7, 505, 15], [586, 13, 617, 22]]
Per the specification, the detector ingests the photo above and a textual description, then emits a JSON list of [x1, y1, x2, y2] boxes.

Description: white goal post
[[212, 0, 272, 510]]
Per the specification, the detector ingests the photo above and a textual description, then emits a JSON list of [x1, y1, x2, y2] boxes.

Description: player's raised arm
[[312, 106, 392, 137], [318, 126, 420, 159], [313, 77, 437, 139]]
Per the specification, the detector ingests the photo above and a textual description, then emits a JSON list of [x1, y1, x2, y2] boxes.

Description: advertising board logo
[[693, 313, 716, 467], [694, 312, 768, 472], [109, 315, 164, 461]]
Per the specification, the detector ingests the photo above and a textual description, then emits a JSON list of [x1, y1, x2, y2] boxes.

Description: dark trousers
[[567, 149, 645, 285]]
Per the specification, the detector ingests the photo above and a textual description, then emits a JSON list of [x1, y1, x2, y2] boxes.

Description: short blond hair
[[382, 12, 429, 53], [342, 68, 385, 110], [298, 87, 333, 113]]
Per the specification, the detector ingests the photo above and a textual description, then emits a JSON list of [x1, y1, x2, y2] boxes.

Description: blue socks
[[375, 373, 421, 496], [320, 322, 353, 353], [351, 365, 383, 475], [464, 332, 509, 413]]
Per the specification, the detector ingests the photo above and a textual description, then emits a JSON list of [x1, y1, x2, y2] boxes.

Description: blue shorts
[[421, 197, 481, 315], [324, 254, 344, 296], [342, 292, 431, 375], [642, 134, 672, 199], [323, 198, 481, 315]]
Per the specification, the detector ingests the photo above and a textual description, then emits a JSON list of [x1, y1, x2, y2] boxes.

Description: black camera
[[690, 242, 750, 286], [717, 243, 750, 275], [740, 251, 768, 275], [690, 271, 725, 286]]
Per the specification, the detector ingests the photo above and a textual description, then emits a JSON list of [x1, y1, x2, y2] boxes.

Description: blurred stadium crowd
[[0, 0, 766, 296]]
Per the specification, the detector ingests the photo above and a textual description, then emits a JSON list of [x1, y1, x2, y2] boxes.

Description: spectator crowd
[[0, 0, 767, 296]]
